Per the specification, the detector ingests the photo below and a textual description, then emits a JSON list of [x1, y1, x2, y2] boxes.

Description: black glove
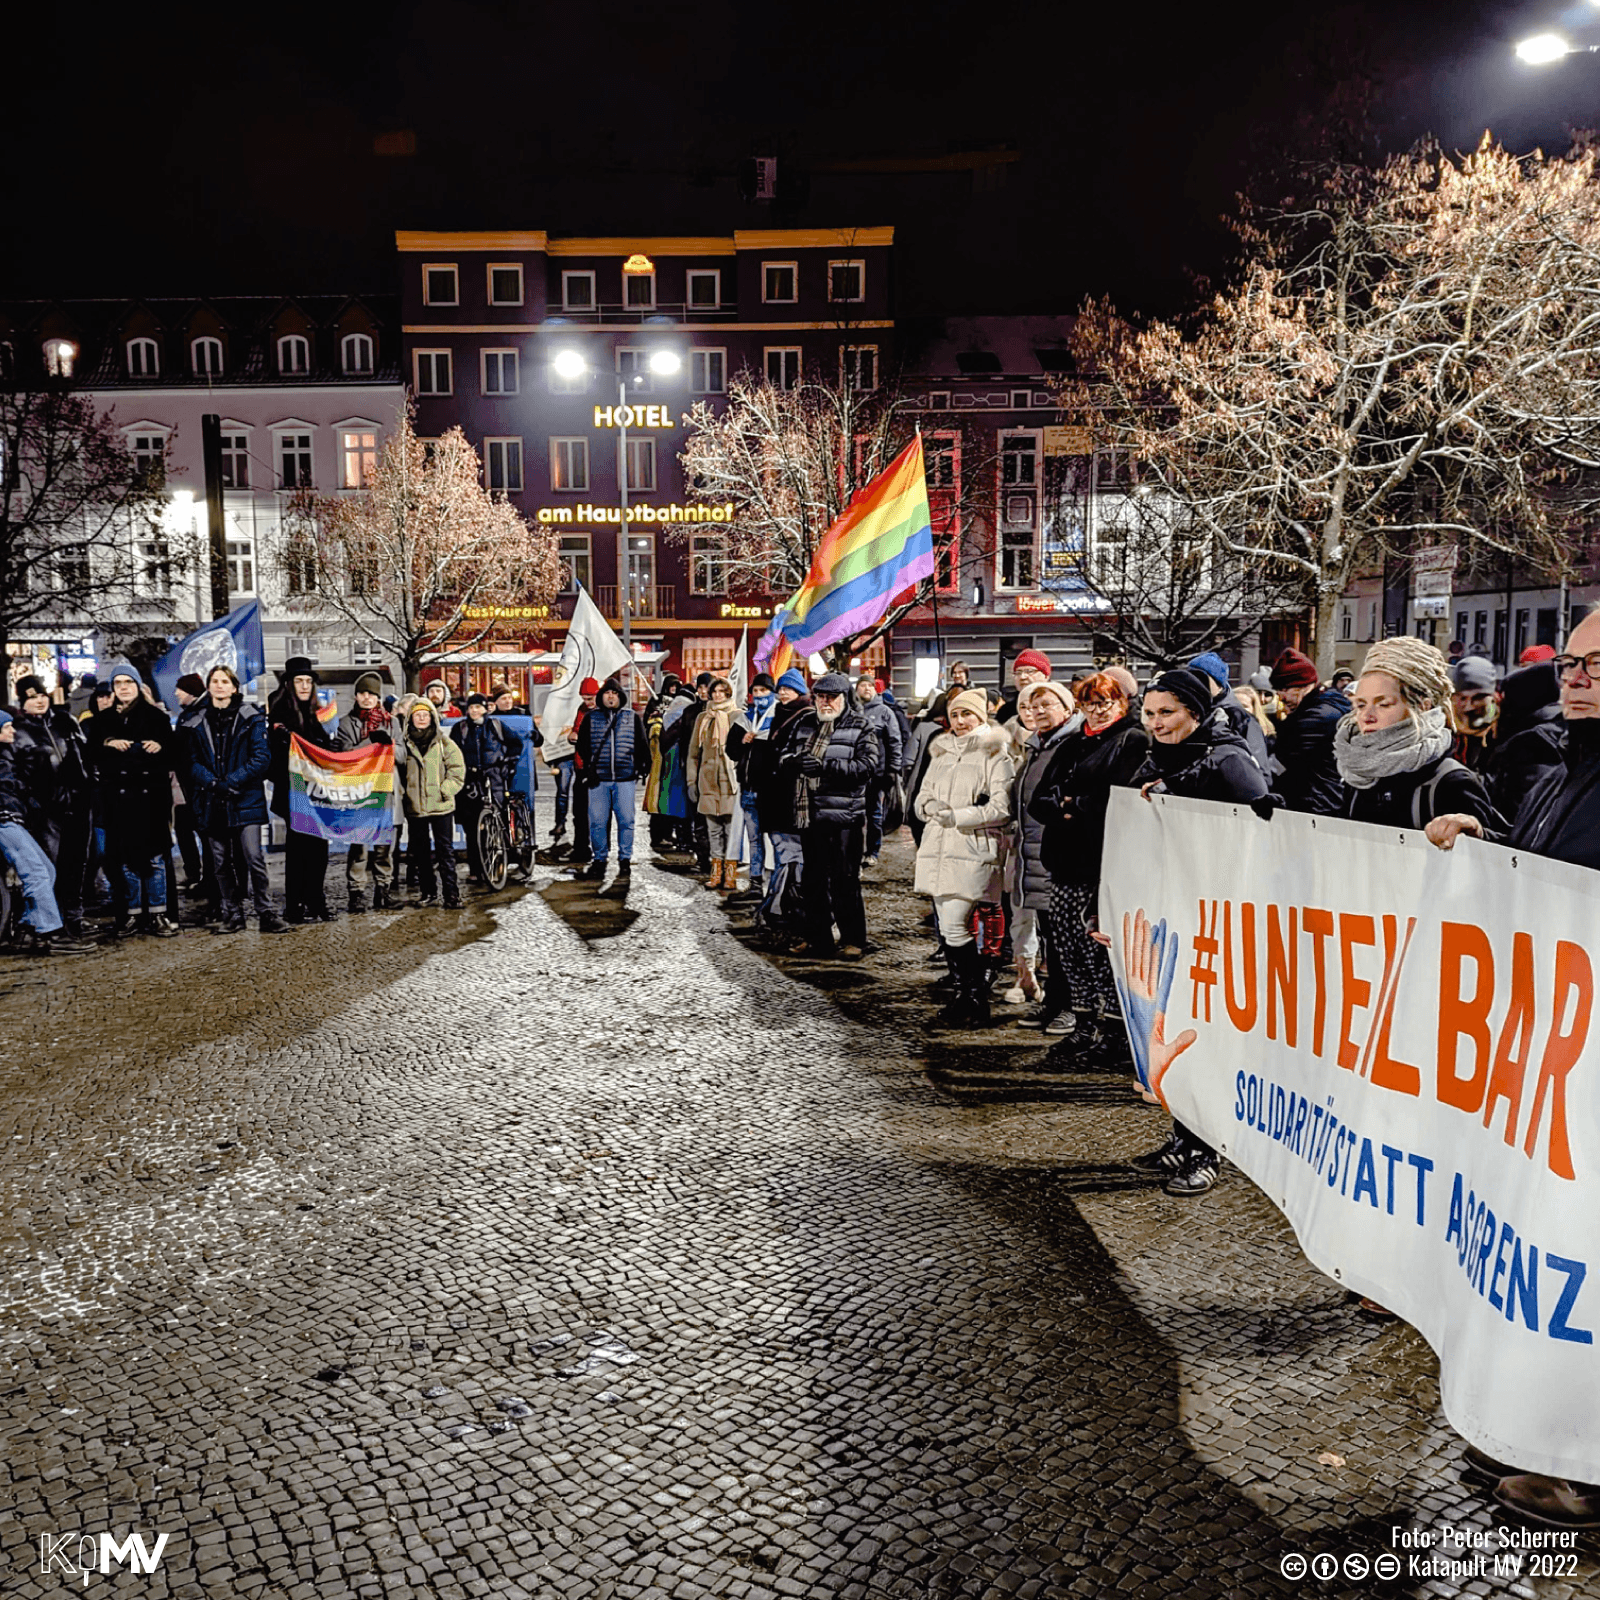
[[1250, 794, 1278, 821], [370, 730, 392, 746], [800, 751, 823, 776]]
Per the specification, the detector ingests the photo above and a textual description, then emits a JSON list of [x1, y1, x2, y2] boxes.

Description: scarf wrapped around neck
[[1334, 705, 1453, 789]]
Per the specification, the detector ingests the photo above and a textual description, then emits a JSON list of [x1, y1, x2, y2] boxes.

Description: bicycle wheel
[[476, 807, 509, 890], [507, 795, 535, 873]]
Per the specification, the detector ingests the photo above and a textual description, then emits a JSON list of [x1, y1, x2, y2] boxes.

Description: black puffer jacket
[[1508, 722, 1600, 872], [749, 695, 811, 833], [1134, 721, 1271, 805], [1343, 754, 1505, 837], [1272, 687, 1351, 814], [12, 708, 95, 824], [1034, 715, 1151, 883], [1012, 721, 1081, 907], [1211, 689, 1270, 773], [775, 702, 881, 827], [0, 741, 27, 825], [85, 697, 176, 859]]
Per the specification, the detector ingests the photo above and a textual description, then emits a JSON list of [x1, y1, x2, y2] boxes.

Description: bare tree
[[280, 400, 558, 691], [1064, 136, 1600, 672], [0, 387, 173, 676], [678, 372, 995, 665]]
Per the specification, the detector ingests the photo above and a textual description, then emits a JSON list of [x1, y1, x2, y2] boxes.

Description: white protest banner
[[538, 586, 632, 764], [1100, 788, 1600, 1481]]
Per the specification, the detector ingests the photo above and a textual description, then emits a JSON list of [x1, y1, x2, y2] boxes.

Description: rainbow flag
[[754, 435, 934, 672], [315, 688, 340, 726], [288, 733, 395, 844]]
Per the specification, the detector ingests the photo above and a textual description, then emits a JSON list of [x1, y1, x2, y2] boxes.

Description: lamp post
[[1514, 33, 1600, 63], [552, 345, 681, 664]]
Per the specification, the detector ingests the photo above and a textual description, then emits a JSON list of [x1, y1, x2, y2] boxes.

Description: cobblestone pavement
[[2, 809, 1596, 1600]]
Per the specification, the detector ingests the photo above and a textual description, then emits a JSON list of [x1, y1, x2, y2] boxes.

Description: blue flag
[[153, 600, 266, 710]]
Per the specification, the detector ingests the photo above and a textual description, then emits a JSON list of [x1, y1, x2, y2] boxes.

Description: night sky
[[10, 0, 1600, 319]]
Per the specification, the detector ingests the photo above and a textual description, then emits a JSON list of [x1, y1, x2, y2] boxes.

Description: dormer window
[[127, 337, 160, 377], [278, 334, 311, 374], [193, 336, 224, 376], [342, 332, 374, 374], [43, 339, 76, 377]]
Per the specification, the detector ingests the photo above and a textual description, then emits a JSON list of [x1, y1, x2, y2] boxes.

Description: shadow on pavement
[[536, 875, 639, 942]]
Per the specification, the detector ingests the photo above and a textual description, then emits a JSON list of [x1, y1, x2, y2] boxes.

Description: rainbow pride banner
[[315, 688, 340, 726], [288, 733, 395, 844], [755, 435, 935, 672]]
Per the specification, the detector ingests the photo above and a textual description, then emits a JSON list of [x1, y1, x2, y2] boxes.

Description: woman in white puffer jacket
[[914, 688, 1017, 1027]]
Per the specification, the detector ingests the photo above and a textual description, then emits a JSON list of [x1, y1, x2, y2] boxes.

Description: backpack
[[1411, 758, 1465, 829]]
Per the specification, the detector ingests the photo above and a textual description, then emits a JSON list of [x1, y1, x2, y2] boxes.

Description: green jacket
[[402, 704, 466, 817]]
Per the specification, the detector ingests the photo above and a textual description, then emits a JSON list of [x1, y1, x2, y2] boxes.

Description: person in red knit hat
[[1269, 648, 1349, 813], [999, 649, 1053, 725], [549, 678, 601, 859]]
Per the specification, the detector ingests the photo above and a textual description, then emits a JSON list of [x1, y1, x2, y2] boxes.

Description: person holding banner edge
[[268, 657, 336, 922]]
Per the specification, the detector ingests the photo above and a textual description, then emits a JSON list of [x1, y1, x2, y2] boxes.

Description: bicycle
[[460, 772, 532, 891]]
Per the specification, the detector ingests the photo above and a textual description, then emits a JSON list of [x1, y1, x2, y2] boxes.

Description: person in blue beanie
[[1188, 650, 1269, 773]]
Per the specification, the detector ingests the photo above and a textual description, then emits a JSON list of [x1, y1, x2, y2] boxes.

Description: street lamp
[[1514, 33, 1600, 63], [552, 346, 681, 658]]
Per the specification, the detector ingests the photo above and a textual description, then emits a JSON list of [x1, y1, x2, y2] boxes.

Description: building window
[[558, 533, 591, 594], [136, 533, 174, 597], [351, 638, 384, 666], [127, 337, 160, 377], [340, 429, 379, 489], [626, 534, 654, 615], [413, 349, 452, 395], [562, 271, 595, 310], [624, 270, 656, 309], [690, 534, 728, 595], [220, 431, 250, 490], [765, 347, 801, 390], [485, 437, 523, 493], [691, 348, 726, 394], [285, 634, 320, 663], [481, 348, 519, 395], [227, 537, 255, 595], [1340, 608, 1353, 640], [686, 270, 720, 309], [1455, 611, 1469, 645], [551, 437, 589, 492], [620, 436, 655, 492], [926, 432, 960, 594], [278, 432, 313, 489], [192, 336, 224, 376], [341, 333, 374, 374], [487, 264, 523, 306], [841, 345, 878, 391], [998, 433, 1038, 589], [423, 264, 458, 306], [828, 260, 865, 302], [762, 262, 797, 303], [129, 432, 166, 488], [278, 334, 311, 374], [616, 346, 652, 392], [283, 536, 318, 595], [43, 338, 76, 377]]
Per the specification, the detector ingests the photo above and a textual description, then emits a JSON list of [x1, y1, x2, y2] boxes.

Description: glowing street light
[[1516, 33, 1574, 63], [552, 347, 588, 381]]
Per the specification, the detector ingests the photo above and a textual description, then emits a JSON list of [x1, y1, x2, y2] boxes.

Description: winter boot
[[348, 888, 369, 915], [705, 859, 724, 890], [719, 859, 739, 892], [958, 942, 994, 1028], [372, 883, 393, 911]]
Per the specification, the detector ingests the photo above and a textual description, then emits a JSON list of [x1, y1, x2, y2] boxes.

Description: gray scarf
[[1334, 705, 1453, 789]]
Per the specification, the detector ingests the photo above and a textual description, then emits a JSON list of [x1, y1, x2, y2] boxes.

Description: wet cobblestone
[[1, 812, 1595, 1598]]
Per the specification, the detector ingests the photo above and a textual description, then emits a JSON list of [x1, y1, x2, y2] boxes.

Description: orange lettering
[[1524, 940, 1590, 1181], [1368, 916, 1421, 1097], [1337, 913, 1376, 1072], [1436, 921, 1494, 1113], [1303, 907, 1334, 1057], [1224, 900, 1257, 1034], [1266, 905, 1298, 1046], [1483, 931, 1536, 1147]]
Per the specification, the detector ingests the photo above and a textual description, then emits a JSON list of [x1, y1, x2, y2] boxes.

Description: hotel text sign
[[594, 404, 675, 429]]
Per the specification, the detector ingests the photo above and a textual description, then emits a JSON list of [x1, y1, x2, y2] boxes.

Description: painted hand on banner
[[1116, 909, 1197, 1107]]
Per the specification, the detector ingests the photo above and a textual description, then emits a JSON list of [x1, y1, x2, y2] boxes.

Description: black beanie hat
[[1148, 666, 1214, 724], [751, 672, 775, 691], [14, 674, 48, 702]]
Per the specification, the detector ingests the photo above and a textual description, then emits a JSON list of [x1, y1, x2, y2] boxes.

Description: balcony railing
[[545, 302, 739, 326], [595, 585, 676, 620]]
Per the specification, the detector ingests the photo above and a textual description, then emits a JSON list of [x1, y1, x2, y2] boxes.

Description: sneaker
[[412, 894, 441, 908], [837, 944, 865, 961], [578, 861, 607, 881], [257, 911, 290, 934], [862, 854, 879, 868], [1164, 1152, 1220, 1196], [33, 929, 99, 955], [442, 895, 464, 910], [212, 915, 246, 936], [1001, 984, 1027, 1005], [142, 915, 182, 939], [1042, 1013, 1076, 1037], [1014, 1007, 1054, 1030], [1129, 1131, 1186, 1172]]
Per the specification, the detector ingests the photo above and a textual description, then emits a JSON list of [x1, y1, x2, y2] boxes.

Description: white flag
[[727, 625, 749, 707], [539, 585, 632, 764]]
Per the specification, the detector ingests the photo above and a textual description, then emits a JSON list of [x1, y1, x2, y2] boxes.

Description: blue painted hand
[[1115, 908, 1197, 1107]]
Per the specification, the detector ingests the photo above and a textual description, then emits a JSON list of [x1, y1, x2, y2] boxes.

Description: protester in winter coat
[[854, 676, 906, 864], [266, 657, 336, 923], [644, 674, 682, 852], [552, 678, 599, 861], [1233, 684, 1277, 755], [775, 671, 881, 959], [1127, 666, 1269, 1197], [169, 672, 210, 896], [1450, 655, 1500, 772], [333, 671, 402, 912], [1335, 637, 1504, 838], [996, 649, 1052, 725], [1026, 672, 1150, 1044], [424, 679, 457, 720], [686, 678, 742, 890], [748, 673, 811, 944], [925, 661, 972, 725], [1424, 608, 1600, 1527], [725, 672, 777, 898], [903, 713, 945, 848], [400, 698, 465, 908], [12, 674, 96, 935], [1269, 648, 1350, 814], [451, 693, 524, 882], [0, 711, 97, 952], [1189, 651, 1269, 773], [574, 679, 648, 891], [1483, 658, 1563, 825], [913, 688, 1016, 1026], [85, 661, 181, 937], [1006, 681, 1077, 1010], [179, 666, 284, 934]]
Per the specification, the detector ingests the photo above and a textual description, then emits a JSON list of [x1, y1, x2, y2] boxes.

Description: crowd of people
[[5, 621, 1597, 1526]]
